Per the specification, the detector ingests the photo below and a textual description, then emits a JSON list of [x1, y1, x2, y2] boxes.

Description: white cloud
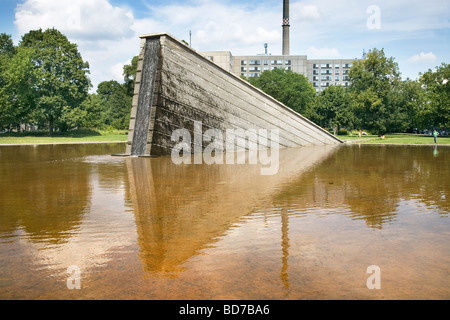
[[408, 52, 437, 63], [14, 0, 139, 90], [11, 0, 450, 88], [12, 0, 285, 88], [14, 0, 135, 41], [306, 46, 340, 58], [139, 1, 281, 54], [290, 3, 321, 21]]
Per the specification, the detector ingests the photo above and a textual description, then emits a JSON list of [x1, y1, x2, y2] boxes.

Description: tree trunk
[[49, 118, 54, 137]]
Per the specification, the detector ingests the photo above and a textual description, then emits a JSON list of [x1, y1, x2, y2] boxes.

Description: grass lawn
[[342, 134, 450, 145], [0, 129, 128, 145]]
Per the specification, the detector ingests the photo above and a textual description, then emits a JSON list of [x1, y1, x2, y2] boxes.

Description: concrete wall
[[126, 32, 342, 157]]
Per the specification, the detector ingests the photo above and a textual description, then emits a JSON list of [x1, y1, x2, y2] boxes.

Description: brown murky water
[[0, 143, 448, 300]]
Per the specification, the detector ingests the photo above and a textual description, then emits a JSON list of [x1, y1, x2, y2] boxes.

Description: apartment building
[[202, 51, 355, 94], [307, 59, 354, 92]]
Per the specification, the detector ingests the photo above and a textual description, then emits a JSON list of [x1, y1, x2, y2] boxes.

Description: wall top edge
[[139, 32, 175, 40]]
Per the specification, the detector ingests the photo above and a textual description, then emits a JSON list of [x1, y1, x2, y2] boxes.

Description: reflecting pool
[[0, 143, 448, 299]]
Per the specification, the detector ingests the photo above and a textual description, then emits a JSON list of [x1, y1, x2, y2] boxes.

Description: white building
[[202, 51, 356, 94]]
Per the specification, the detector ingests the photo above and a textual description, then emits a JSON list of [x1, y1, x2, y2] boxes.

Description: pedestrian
[[433, 130, 439, 143]]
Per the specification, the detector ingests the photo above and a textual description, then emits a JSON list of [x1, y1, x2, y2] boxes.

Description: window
[[264, 60, 269, 65], [241, 60, 247, 65], [313, 70, 319, 75], [335, 64, 340, 69], [285, 60, 291, 65], [249, 66, 260, 72], [313, 64, 319, 69], [271, 60, 283, 65], [241, 67, 247, 72], [285, 66, 291, 71], [249, 60, 260, 65], [335, 76, 339, 81], [313, 82, 318, 87], [335, 69, 340, 75]]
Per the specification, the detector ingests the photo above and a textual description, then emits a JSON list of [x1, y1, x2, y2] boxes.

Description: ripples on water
[[0, 143, 448, 299]]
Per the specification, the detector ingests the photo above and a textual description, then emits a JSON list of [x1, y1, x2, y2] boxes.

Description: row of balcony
[[313, 76, 350, 81], [241, 60, 292, 66], [241, 66, 292, 72], [313, 69, 350, 75], [313, 63, 353, 69], [313, 82, 350, 88]]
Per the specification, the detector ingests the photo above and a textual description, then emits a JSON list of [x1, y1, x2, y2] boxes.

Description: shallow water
[[0, 143, 448, 299]]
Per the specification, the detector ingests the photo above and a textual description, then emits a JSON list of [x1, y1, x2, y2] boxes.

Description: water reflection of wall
[[126, 145, 340, 276], [271, 145, 450, 228]]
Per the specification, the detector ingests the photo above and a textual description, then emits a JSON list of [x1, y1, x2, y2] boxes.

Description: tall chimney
[[282, 0, 290, 55]]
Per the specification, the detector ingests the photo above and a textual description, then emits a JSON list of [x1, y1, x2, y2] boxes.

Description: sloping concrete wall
[[126, 32, 342, 156]]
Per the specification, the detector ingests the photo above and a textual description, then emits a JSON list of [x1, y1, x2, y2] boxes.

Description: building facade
[[202, 51, 355, 94]]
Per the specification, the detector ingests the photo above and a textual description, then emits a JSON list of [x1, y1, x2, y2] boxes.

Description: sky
[[0, 0, 449, 90]]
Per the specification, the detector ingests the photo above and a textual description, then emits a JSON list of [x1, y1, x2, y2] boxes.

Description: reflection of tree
[[272, 145, 449, 228], [0, 144, 125, 244]]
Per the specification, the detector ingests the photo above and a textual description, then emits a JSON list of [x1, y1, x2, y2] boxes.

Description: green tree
[[249, 68, 316, 118], [389, 79, 425, 132], [123, 55, 138, 97], [0, 45, 36, 131], [348, 48, 402, 135], [419, 63, 450, 128], [313, 85, 355, 135], [78, 94, 106, 129], [97, 80, 131, 130], [19, 28, 91, 135], [0, 33, 17, 88]]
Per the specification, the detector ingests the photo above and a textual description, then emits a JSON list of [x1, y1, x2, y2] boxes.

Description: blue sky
[[1, 0, 449, 89]]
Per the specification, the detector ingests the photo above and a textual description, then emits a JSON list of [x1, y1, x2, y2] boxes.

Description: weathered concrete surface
[[126, 32, 342, 156]]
